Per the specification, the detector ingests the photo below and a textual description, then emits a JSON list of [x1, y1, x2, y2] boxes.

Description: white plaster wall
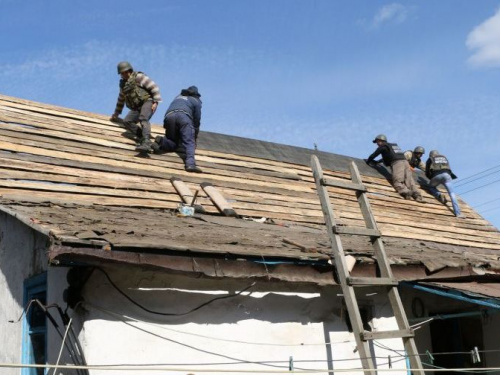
[[0, 212, 49, 375], [74, 265, 409, 375]]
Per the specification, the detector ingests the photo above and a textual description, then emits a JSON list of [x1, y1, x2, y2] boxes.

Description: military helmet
[[117, 61, 133, 74], [372, 134, 387, 143], [414, 146, 425, 154], [429, 150, 440, 157]]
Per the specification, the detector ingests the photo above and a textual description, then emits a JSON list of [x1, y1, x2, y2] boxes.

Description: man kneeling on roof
[[110, 61, 162, 153], [425, 150, 462, 218], [366, 134, 423, 202], [404, 146, 426, 172], [151, 86, 203, 173]]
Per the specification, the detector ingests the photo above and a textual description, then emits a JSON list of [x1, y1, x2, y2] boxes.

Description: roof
[[1, 93, 500, 288]]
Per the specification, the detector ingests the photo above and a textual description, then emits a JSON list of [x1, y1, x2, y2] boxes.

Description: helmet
[[429, 150, 440, 157], [372, 134, 387, 143], [413, 146, 425, 154], [117, 61, 133, 74]]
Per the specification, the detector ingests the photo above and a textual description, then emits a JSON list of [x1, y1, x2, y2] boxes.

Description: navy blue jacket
[[165, 95, 202, 128]]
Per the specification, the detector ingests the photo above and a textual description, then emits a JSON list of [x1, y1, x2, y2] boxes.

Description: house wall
[[400, 285, 500, 372], [63, 264, 410, 375], [0, 212, 50, 375]]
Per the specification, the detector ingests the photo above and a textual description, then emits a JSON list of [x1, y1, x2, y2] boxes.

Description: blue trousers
[[428, 172, 461, 216], [161, 112, 197, 168]]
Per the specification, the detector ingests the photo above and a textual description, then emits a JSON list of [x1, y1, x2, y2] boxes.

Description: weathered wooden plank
[[0, 180, 180, 203], [0, 189, 178, 209], [201, 182, 238, 217], [362, 329, 414, 341]]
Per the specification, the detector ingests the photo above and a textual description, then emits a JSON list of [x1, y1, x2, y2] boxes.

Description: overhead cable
[[455, 166, 500, 188], [456, 177, 500, 195], [94, 267, 256, 316], [3, 363, 500, 372]]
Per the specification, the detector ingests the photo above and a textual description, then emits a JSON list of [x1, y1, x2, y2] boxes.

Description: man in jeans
[[425, 150, 462, 217], [366, 134, 423, 201], [110, 61, 162, 152], [152, 86, 202, 173]]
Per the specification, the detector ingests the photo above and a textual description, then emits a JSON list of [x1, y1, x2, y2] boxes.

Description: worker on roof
[[366, 134, 423, 202], [151, 86, 203, 173], [110, 61, 162, 153], [404, 146, 426, 172], [425, 150, 462, 217]]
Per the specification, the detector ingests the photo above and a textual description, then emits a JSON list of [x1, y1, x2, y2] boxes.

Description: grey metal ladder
[[311, 155, 424, 375]]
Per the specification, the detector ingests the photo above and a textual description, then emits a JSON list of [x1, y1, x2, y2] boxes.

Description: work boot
[[136, 138, 152, 152], [185, 165, 203, 173], [438, 194, 448, 204], [135, 128, 143, 142], [412, 193, 423, 202], [150, 136, 163, 154]]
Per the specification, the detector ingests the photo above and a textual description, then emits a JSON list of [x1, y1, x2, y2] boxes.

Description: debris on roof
[[1, 93, 500, 286]]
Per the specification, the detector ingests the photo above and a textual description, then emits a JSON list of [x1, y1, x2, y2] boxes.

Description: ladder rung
[[320, 177, 367, 192], [362, 329, 414, 341], [333, 226, 381, 237], [347, 277, 398, 286]]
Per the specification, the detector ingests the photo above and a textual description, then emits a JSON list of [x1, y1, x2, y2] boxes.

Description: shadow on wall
[[0, 211, 50, 307], [73, 266, 397, 327]]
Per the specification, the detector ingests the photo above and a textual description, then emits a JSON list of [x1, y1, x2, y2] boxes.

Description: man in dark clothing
[[110, 61, 162, 153], [366, 134, 422, 201], [152, 86, 202, 173], [425, 150, 462, 217]]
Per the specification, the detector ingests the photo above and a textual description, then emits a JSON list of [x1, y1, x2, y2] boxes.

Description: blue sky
[[1, 0, 500, 228]]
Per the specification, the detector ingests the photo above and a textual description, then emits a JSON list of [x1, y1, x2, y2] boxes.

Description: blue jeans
[[428, 172, 461, 216], [161, 112, 197, 168]]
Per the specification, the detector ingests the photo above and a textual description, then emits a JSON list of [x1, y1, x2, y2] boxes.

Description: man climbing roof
[[404, 146, 426, 172], [110, 61, 162, 153], [366, 134, 423, 202]]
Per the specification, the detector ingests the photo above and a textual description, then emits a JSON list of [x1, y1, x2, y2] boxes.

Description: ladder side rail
[[348, 161, 395, 278], [349, 161, 425, 375], [311, 155, 377, 375]]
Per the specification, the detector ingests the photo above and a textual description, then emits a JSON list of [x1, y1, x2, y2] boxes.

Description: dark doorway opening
[[430, 316, 483, 375]]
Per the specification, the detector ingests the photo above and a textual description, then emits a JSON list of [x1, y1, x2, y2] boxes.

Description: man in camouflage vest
[[425, 150, 462, 217], [110, 61, 162, 152], [404, 146, 426, 172]]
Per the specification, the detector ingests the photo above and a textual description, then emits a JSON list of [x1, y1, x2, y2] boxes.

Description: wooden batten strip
[[170, 177, 206, 214], [201, 182, 238, 217]]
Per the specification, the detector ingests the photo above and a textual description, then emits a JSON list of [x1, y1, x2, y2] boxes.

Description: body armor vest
[[429, 155, 450, 171], [388, 143, 405, 161], [408, 152, 422, 168], [120, 72, 151, 110]]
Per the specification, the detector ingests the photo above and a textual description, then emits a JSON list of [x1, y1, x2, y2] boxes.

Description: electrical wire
[[10, 299, 87, 375], [51, 316, 73, 375], [3, 362, 500, 372], [87, 302, 357, 347], [457, 177, 500, 195], [455, 164, 500, 187], [84, 301, 307, 371], [94, 267, 256, 316], [477, 204, 500, 215], [473, 197, 500, 209]]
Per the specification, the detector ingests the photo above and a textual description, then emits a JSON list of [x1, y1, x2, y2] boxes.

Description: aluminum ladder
[[311, 155, 424, 375]]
